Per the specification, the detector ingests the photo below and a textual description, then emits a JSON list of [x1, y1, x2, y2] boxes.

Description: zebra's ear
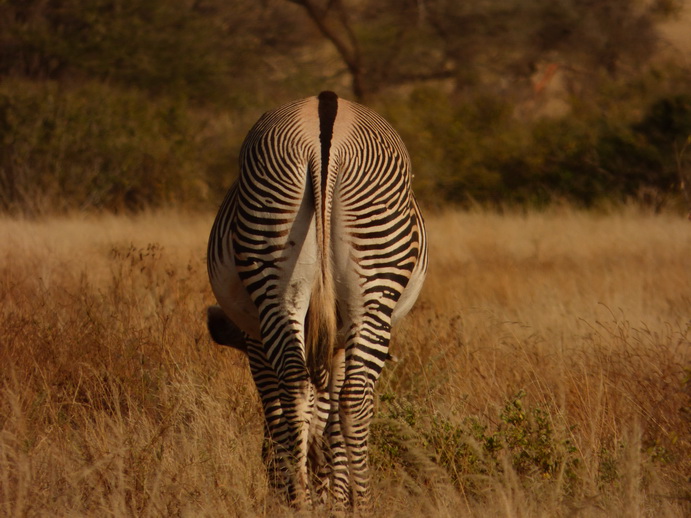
[[207, 305, 248, 353]]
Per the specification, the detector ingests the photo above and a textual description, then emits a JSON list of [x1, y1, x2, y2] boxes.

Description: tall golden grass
[[1, 208, 689, 517]]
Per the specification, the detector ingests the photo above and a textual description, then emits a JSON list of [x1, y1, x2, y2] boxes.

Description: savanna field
[[0, 208, 689, 517]]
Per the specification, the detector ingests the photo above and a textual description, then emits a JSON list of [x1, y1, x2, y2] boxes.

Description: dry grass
[[1, 207, 689, 517]]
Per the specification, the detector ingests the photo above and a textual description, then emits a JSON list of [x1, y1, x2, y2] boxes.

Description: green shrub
[[381, 88, 522, 207], [425, 391, 579, 494], [1, 0, 250, 106], [372, 391, 580, 496], [0, 79, 239, 214], [385, 86, 691, 209]]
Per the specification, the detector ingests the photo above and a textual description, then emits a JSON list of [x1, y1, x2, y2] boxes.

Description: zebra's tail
[[305, 263, 337, 385], [305, 90, 340, 385]]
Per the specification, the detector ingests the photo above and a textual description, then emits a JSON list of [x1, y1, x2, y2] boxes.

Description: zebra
[[207, 91, 427, 510]]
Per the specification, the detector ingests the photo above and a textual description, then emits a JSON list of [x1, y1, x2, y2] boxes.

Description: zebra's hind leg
[[304, 347, 351, 509], [325, 347, 351, 508], [245, 340, 292, 497], [253, 336, 315, 507], [246, 339, 316, 506], [338, 322, 392, 512], [306, 364, 334, 505], [340, 373, 376, 511]]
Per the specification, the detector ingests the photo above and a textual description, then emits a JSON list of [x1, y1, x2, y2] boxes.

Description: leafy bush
[[0, 0, 271, 106], [425, 391, 579, 494], [385, 87, 691, 208], [381, 88, 522, 206], [0, 79, 240, 214], [372, 391, 580, 497]]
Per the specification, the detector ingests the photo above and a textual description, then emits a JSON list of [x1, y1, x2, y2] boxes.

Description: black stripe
[[318, 91, 338, 193]]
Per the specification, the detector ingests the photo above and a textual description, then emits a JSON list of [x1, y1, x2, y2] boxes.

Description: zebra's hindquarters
[[207, 92, 428, 511]]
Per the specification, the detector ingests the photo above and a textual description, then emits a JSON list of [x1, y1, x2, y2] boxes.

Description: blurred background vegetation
[[1, 0, 690, 214]]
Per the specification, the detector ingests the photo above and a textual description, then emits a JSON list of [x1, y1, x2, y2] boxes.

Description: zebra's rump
[[206, 91, 427, 510]]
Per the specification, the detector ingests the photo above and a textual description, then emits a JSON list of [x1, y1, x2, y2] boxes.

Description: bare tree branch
[[285, 0, 365, 99]]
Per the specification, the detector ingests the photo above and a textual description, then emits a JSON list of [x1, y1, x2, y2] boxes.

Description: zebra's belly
[[209, 248, 261, 342]]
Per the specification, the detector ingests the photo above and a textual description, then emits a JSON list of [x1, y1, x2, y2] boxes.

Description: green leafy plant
[[372, 390, 580, 497]]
